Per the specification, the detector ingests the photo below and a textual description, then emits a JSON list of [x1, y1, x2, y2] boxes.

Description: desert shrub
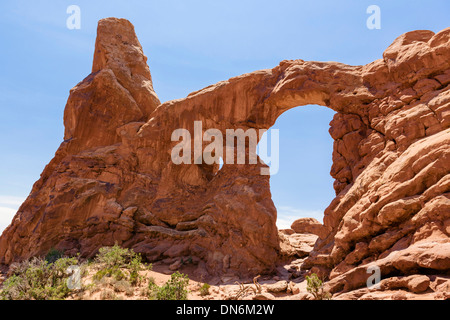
[[306, 273, 331, 300], [93, 266, 126, 282], [146, 276, 158, 300], [155, 272, 189, 300], [0, 274, 25, 300], [128, 254, 143, 285], [93, 244, 144, 285], [0, 256, 79, 300], [112, 280, 134, 296], [100, 289, 121, 300], [95, 244, 136, 268], [199, 283, 211, 297]]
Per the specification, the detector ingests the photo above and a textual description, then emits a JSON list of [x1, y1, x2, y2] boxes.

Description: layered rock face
[[0, 18, 449, 291]]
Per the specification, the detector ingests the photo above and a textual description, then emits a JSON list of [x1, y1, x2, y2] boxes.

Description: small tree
[[156, 271, 189, 300], [93, 243, 144, 285], [306, 273, 331, 300], [199, 283, 211, 297]]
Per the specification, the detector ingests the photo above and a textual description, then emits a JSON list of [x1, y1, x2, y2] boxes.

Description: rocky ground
[[1, 226, 448, 300]]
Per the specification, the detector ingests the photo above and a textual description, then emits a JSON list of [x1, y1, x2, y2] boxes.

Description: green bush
[[93, 266, 126, 282], [100, 289, 121, 300], [95, 244, 137, 268], [146, 276, 158, 300], [154, 272, 189, 300], [306, 273, 331, 300], [128, 255, 143, 285], [0, 256, 79, 300], [93, 244, 144, 285], [199, 283, 210, 296], [113, 280, 134, 296]]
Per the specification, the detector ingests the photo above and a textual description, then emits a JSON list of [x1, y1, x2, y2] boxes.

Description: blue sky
[[0, 0, 449, 232]]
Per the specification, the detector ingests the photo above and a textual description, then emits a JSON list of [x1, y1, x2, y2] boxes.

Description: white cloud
[[0, 207, 17, 236], [276, 216, 296, 230], [0, 195, 26, 207], [276, 206, 324, 230], [0, 195, 25, 235]]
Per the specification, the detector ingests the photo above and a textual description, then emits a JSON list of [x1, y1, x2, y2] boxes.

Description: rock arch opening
[[258, 105, 336, 230]]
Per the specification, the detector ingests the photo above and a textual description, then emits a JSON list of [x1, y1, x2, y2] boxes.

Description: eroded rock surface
[[291, 218, 327, 239], [0, 18, 449, 293]]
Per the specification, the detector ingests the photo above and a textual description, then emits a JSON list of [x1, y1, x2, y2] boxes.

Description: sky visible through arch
[[0, 0, 449, 233], [258, 106, 336, 228]]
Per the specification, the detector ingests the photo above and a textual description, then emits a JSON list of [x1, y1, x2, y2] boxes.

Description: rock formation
[[0, 18, 449, 296], [291, 218, 327, 239]]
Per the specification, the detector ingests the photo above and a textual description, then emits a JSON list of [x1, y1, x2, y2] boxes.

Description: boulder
[[291, 218, 327, 239]]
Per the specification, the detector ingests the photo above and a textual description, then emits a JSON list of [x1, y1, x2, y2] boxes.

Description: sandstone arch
[[1, 19, 449, 292]]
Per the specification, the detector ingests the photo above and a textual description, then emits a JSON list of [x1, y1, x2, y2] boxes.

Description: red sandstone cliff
[[0, 18, 449, 296]]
